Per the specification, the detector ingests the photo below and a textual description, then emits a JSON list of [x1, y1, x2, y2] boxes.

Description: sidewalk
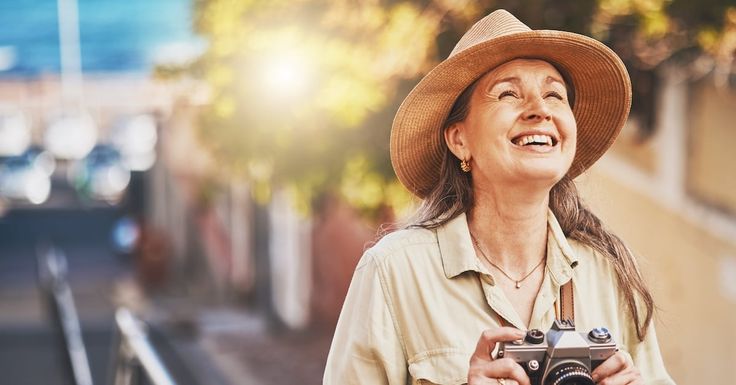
[[137, 291, 332, 385], [197, 311, 331, 385]]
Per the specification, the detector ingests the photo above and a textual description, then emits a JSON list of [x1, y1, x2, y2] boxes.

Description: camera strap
[[558, 280, 575, 323]]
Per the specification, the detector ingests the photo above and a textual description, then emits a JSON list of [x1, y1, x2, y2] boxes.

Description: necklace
[[470, 232, 545, 289]]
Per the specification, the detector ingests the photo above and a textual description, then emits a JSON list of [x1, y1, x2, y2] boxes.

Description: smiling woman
[[444, 60, 577, 189], [324, 9, 675, 385]]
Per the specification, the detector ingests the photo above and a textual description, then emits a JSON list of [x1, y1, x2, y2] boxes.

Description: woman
[[324, 10, 674, 385]]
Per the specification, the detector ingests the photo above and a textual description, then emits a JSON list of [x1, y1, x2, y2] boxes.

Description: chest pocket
[[408, 349, 468, 385]]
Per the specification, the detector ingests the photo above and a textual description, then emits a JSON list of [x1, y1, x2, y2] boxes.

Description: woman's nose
[[522, 95, 552, 122]]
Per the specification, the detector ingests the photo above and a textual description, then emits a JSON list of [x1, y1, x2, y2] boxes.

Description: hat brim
[[391, 30, 632, 198]]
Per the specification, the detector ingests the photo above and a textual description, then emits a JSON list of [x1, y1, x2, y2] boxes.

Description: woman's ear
[[444, 122, 470, 160]]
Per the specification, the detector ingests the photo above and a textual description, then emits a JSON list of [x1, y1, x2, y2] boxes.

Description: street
[[0, 195, 127, 384], [0, 180, 331, 385]]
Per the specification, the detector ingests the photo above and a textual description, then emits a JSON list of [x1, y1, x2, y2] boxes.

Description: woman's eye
[[545, 91, 564, 100], [498, 90, 518, 99]]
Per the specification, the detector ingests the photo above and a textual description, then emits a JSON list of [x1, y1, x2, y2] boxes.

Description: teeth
[[514, 134, 554, 146]]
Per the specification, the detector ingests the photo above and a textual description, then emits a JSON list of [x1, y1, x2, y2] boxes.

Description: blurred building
[[578, 67, 736, 384]]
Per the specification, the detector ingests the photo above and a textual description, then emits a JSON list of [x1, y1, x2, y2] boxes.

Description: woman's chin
[[510, 168, 567, 187]]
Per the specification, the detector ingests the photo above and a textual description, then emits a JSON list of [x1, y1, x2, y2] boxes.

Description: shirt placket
[[527, 269, 559, 331], [477, 271, 527, 330]]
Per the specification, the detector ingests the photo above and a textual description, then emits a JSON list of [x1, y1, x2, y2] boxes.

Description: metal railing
[[108, 308, 179, 385], [37, 245, 95, 385], [37, 244, 178, 385]]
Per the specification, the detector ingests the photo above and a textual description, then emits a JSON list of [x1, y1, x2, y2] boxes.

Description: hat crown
[[449, 10, 532, 57]]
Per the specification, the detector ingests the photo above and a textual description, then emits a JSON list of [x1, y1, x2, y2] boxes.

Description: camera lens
[[544, 361, 594, 385]]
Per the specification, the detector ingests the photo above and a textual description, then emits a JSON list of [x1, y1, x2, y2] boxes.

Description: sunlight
[[262, 52, 310, 100]]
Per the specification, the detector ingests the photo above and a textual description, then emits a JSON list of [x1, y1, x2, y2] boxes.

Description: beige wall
[[578, 168, 736, 385], [687, 80, 736, 215]]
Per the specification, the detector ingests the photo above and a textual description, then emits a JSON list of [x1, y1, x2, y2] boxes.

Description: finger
[[475, 358, 531, 385], [467, 377, 508, 385], [488, 379, 520, 385], [592, 351, 633, 383], [596, 368, 642, 385], [472, 327, 526, 361], [468, 366, 524, 385]]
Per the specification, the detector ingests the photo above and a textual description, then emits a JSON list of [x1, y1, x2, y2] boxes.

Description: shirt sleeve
[[626, 319, 677, 385], [323, 253, 408, 385], [583, 243, 676, 385]]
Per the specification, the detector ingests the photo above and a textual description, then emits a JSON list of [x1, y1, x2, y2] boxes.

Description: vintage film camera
[[498, 319, 617, 385]]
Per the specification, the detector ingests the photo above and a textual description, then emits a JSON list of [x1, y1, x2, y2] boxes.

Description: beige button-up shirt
[[324, 210, 675, 384]]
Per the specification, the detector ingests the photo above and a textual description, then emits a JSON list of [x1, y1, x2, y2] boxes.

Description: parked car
[[68, 144, 131, 204], [20, 145, 56, 176], [44, 112, 97, 160], [0, 153, 52, 205], [0, 109, 31, 157], [109, 113, 158, 171]]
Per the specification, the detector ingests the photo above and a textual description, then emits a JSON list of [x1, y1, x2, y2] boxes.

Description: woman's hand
[[467, 327, 530, 385], [591, 350, 643, 385]]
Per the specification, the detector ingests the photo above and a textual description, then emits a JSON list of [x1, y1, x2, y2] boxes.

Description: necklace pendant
[[515, 281, 521, 289]]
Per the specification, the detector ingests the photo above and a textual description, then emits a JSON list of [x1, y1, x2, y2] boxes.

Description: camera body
[[498, 319, 617, 385]]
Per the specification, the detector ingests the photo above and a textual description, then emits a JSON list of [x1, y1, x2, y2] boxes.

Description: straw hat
[[390, 9, 631, 198]]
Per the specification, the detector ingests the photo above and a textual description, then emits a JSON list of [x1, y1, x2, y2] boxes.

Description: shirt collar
[[436, 209, 579, 281], [437, 212, 480, 278]]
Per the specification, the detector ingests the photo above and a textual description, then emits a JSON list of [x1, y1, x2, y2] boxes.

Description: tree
[[186, 0, 735, 214]]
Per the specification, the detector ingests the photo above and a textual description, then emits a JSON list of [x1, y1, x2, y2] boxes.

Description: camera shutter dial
[[588, 327, 612, 343], [525, 329, 545, 344]]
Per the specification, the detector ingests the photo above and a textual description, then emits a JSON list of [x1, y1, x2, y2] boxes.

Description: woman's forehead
[[479, 59, 566, 87]]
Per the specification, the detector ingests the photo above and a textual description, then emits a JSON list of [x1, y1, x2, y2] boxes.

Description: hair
[[406, 70, 654, 341]]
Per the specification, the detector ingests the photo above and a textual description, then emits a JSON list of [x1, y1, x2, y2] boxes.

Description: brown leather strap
[[559, 280, 575, 323]]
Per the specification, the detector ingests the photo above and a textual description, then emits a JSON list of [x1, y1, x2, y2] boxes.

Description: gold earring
[[460, 158, 471, 172]]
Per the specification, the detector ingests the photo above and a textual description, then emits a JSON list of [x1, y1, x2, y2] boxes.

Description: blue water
[[0, 0, 200, 76]]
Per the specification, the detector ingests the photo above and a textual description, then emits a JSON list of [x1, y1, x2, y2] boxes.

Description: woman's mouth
[[511, 134, 558, 147]]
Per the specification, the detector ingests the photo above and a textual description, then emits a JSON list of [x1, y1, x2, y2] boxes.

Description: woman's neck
[[467, 184, 550, 273]]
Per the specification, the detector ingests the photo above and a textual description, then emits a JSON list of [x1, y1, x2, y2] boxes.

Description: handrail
[[108, 308, 178, 385], [37, 245, 94, 385]]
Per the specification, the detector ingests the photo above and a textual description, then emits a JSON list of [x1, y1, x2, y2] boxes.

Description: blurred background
[[0, 0, 734, 384]]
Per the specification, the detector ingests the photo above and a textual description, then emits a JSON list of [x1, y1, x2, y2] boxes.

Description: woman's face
[[446, 59, 577, 190]]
